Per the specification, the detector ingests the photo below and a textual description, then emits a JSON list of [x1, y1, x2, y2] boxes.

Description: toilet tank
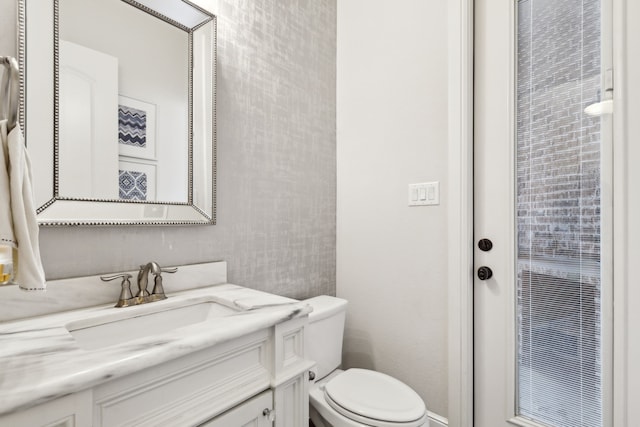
[[304, 296, 348, 380]]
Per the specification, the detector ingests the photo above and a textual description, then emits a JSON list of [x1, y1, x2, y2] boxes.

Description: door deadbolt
[[478, 238, 493, 252], [477, 266, 493, 280]]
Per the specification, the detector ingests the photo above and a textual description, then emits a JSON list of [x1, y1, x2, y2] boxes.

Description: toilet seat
[[323, 368, 427, 427]]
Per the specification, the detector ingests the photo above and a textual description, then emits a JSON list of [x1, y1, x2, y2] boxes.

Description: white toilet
[[305, 296, 429, 427]]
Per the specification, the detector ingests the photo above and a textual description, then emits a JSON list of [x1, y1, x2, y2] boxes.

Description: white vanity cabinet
[[0, 271, 314, 427], [92, 315, 312, 427], [0, 315, 312, 427], [92, 329, 273, 427], [0, 391, 92, 427]]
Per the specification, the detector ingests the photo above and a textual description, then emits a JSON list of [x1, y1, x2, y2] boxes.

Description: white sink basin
[[67, 301, 238, 350]]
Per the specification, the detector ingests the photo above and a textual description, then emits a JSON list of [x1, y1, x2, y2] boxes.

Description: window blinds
[[516, 1, 603, 426]]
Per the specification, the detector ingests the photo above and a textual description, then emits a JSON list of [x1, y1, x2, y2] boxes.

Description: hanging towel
[[0, 120, 46, 290], [0, 121, 14, 248]]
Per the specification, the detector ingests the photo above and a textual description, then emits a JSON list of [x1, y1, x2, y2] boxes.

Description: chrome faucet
[[101, 262, 178, 307], [137, 261, 161, 298]]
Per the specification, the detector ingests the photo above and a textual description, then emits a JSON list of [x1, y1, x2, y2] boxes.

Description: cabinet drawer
[[94, 329, 270, 427]]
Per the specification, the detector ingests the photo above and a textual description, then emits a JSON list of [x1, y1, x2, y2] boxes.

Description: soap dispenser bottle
[[0, 245, 13, 285]]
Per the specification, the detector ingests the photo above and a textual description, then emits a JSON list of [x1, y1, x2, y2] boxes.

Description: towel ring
[[0, 56, 20, 131]]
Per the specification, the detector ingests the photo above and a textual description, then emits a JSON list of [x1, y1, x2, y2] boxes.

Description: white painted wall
[[336, 0, 449, 418]]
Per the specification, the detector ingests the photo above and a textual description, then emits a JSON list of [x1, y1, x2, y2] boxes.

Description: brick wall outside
[[517, 0, 601, 265]]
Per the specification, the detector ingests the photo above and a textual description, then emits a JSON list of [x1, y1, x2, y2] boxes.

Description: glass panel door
[[515, 1, 609, 426]]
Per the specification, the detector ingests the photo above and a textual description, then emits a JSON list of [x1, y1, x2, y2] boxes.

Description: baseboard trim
[[428, 411, 449, 427]]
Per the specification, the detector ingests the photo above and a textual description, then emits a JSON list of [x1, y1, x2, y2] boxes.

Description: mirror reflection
[[58, 0, 188, 203]]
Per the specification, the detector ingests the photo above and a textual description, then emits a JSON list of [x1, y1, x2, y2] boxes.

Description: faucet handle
[[100, 273, 132, 282], [150, 267, 177, 298], [100, 273, 134, 306]]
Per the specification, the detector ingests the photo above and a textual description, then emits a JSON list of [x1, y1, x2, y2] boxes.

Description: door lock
[[478, 238, 493, 252], [477, 266, 493, 280]]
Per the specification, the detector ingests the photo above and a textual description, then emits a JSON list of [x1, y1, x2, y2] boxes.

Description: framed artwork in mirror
[[118, 159, 156, 201], [118, 95, 156, 160]]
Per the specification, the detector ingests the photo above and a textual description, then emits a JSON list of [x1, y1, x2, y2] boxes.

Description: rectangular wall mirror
[[18, 0, 216, 225]]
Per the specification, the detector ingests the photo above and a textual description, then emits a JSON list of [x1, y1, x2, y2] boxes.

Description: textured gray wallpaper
[[0, 0, 336, 299]]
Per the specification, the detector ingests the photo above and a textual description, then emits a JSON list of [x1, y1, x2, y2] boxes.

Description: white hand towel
[[0, 121, 14, 249], [0, 120, 46, 290]]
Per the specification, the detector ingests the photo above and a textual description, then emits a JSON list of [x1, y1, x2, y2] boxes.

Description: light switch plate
[[408, 182, 440, 206]]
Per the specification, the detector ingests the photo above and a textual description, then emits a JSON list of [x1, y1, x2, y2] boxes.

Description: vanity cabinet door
[[274, 372, 309, 427], [198, 390, 273, 427], [0, 390, 91, 427]]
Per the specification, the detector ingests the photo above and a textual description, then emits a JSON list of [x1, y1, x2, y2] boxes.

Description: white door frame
[[611, 1, 630, 426], [447, 0, 474, 426], [446, 1, 629, 425]]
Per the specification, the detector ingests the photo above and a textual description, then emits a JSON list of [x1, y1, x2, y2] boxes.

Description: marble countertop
[[0, 283, 311, 416]]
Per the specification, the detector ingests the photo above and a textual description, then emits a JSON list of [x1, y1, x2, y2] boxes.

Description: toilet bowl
[[304, 296, 429, 427], [309, 369, 428, 427]]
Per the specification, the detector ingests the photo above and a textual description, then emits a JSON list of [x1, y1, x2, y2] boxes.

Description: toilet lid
[[324, 368, 426, 425]]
